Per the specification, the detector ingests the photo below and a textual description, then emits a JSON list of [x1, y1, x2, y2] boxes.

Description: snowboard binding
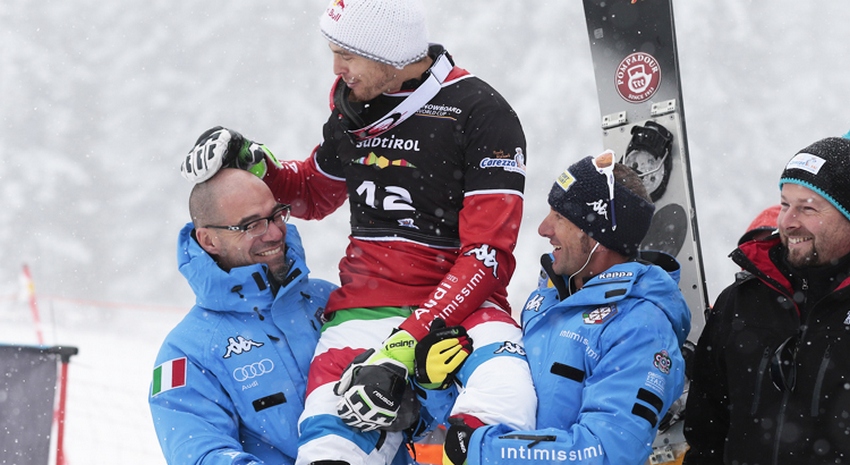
[[623, 121, 674, 202]]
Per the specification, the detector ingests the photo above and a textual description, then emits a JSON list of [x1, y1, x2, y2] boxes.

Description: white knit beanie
[[319, 0, 429, 69]]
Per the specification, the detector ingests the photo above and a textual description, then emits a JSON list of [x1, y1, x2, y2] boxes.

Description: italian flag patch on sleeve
[[151, 357, 187, 397]]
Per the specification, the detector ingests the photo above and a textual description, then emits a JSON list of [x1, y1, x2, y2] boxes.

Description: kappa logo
[[582, 305, 617, 324], [494, 341, 526, 357], [223, 336, 264, 359], [525, 294, 545, 313], [586, 199, 609, 221], [464, 244, 499, 277], [597, 271, 634, 280]]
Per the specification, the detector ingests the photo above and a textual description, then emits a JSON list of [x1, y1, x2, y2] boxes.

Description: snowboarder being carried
[[180, 0, 536, 463]]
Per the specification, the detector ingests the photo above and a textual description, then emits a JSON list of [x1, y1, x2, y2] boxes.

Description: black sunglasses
[[770, 334, 799, 392]]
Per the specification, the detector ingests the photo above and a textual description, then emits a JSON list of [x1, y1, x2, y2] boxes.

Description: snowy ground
[[0, 296, 181, 465]]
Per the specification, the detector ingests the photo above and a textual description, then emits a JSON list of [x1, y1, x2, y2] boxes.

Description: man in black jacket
[[684, 137, 850, 464]]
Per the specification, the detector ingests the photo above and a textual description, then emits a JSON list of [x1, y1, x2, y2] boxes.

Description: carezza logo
[[615, 52, 661, 103], [232, 359, 275, 382]]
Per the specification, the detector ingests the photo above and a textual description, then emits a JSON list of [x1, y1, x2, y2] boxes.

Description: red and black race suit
[[265, 46, 527, 339]]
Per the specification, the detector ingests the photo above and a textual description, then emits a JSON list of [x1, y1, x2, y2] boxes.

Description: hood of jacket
[[177, 221, 311, 313], [733, 235, 850, 300], [544, 250, 692, 347]]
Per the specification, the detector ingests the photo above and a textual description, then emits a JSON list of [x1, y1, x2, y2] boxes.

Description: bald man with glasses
[[149, 168, 335, 464]]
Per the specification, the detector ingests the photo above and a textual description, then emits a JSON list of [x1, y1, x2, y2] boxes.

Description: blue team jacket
[[468, 252, 691, 465], [149, 222, 334, 465]]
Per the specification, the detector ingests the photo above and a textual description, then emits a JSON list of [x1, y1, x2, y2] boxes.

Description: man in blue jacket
[[149, 168, 336, 464], [442, 152, 692, 465]]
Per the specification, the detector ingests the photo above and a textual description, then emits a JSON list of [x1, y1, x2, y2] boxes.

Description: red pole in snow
[[21, 264, 45, 345], [49, 347, 78, 465], [56, 361, 70, 465]]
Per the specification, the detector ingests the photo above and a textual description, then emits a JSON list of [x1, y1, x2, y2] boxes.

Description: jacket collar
[[176, 222, 310, 313]]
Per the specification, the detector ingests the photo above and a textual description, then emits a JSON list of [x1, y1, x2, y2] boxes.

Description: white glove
[[180, 126, 269, 183], [334, 349, 411, 432]]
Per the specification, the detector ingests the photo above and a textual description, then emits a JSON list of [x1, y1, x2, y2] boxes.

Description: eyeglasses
[[770, 334, 799, 392], [204, 205, 291, 238]]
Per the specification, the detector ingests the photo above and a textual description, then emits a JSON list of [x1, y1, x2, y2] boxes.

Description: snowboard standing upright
[[582, 1, 706, 463], [582, 0, 708, 335]]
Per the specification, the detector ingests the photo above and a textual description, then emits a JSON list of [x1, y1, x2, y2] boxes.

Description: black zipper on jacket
[[750, 347, 772, 416], [772, 392, 790, 465], [810, 344, 831, 417]]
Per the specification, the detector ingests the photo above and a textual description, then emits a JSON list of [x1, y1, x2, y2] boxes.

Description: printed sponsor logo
[[479, 148, 527, 176], [232, 358, 275, 382], [418, 269, 486, 321], [397, 218, 419, 229], [844, 310, 850, 325], [596, 271, 634, 280], [645, 371, 666, 394], [364, 113, 402, 137], [325, 0, 344, 22], [785, 152, 826, 176], [372, 389, 395, 408], [524, 294, 545, 313], [615, 51, 661, 103], [559, 330, 600, 361], [582, 306, 617, 325], [417, 103, 462, 117], [353, 152, 417, 169], [223, 336, 264, 359], [494, 341, 526, 357], [387, 340, 415, 350], [654, 350, 672, 375], [464, 244, 499, 278], [556, 169, 576, 192], [354, 136, 421, 152], [499, 444, 604, 461]]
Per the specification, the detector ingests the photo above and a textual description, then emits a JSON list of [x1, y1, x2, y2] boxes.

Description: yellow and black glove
[[443, 417, 476, 465], [413, 318, 473, 390]]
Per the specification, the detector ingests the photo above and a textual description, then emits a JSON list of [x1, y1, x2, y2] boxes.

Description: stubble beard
[[349, 67, 398, 102], [269, 247, 292, 283], [784, 239, 820, 268]]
